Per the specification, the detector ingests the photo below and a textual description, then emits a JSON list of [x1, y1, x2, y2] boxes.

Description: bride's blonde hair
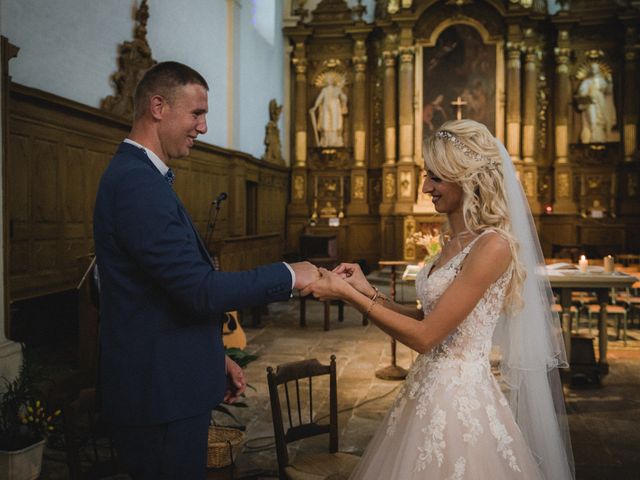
[[423, 119, 524, 314]]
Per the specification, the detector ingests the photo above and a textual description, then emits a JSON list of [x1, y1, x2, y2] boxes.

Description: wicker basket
[[207, 426, 245, 468]]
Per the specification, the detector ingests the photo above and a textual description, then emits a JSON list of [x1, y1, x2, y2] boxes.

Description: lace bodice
[[414, 232, 511, 366]]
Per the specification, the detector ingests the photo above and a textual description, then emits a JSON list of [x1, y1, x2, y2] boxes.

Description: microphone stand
[[204, 199, 223, 253]]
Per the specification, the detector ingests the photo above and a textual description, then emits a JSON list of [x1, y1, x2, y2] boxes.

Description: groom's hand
[[290, 261, 320, 290], [224, 356, 246, 404]]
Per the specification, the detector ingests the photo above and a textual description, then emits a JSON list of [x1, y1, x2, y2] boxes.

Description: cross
[[293, 4, 309, 23], [451, 96, 467, 120]]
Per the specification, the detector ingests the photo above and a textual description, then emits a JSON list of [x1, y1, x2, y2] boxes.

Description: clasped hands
[[290, 261, 373, 302]]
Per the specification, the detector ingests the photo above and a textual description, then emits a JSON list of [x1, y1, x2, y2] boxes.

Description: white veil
[[492, 139, 575, 479]]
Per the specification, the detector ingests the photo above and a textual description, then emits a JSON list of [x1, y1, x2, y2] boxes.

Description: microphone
[[214, 192, 228, 206], [205, 192, 228, 250]]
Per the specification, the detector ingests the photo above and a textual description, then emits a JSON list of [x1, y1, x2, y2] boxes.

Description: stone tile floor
[[39, 280, 640, 479]]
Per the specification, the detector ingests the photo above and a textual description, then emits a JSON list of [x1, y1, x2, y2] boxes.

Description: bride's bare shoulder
[[465, 231, 511, 277]]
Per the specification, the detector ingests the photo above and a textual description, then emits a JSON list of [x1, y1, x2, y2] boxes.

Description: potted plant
[[0, 349, 60, 480]]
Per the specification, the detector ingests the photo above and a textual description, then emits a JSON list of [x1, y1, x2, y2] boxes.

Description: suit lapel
[[118, 142, 217, 269], [171, 190, 216, 269]]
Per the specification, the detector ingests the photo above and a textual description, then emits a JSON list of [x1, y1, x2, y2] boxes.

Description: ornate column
[[552, 30, 576, 214], [623, 25, 638, 162], [0, 36, 22, 384], [506, 41, 523, 163], [292, 41, 308, 168], [380, 33, 398, 217], [395, 26, 416, 214], [288, 34, 311, 218], [348, 34, 370, 215], [522, 45, 542, 214], [522, 46, 538, 163]]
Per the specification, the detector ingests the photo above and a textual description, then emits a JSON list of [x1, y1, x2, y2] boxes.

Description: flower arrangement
[[412, 227, 442, 263], [0, 349, 61, 451], [18, 400, 61, 441]]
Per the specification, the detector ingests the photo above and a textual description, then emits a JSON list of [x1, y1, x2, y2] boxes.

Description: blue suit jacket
[[93, 142, 292, 426]]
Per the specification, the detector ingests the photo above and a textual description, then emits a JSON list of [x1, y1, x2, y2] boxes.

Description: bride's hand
[[300, 268, 351, 302], [332, 263, 376, 298]]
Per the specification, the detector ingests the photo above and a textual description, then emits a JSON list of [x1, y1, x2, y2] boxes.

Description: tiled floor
[[39, 279, 640, 479]]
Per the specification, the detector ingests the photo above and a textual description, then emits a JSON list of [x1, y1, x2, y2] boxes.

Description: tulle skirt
[[349, 364, 543, 480]]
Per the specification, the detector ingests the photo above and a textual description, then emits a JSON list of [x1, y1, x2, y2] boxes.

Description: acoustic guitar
[[212, 254, 247, 350]]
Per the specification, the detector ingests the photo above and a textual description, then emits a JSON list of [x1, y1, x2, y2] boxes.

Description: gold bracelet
[[370, 286, 380, 302], [372, 286, 388, 303], [363, 298, 378, 322]]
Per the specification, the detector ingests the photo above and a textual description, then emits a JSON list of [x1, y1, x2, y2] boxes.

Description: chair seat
[[285, 452, 360, 480], [617, 295, 640, 305], [587, 304, 626, 314], [552, 304, 578, 313]]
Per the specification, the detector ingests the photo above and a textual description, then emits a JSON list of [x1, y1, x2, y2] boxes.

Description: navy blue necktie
[[164, 168, 175, 186]]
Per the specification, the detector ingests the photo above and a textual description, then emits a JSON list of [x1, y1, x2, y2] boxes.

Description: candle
[[604, 255, 614, 274], [578, 255, 588, 273]]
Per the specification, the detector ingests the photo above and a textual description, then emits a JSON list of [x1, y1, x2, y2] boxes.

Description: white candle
[[578, 255, 588, 273], [604, 255, 614, 274]]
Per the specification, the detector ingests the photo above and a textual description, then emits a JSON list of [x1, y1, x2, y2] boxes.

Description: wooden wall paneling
[[538, 217, 575, 257], [287, 220, 307, 256], [230, 160, 246, 237], [347, 218, 380, 267], [8, 133, 29, 282], [578, 225, 626, 255], [7, 83, 291, 303]]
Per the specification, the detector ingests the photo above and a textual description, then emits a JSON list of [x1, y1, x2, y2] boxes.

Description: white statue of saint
[[309, 72, 348, 147], [576, 62, 618, 143]]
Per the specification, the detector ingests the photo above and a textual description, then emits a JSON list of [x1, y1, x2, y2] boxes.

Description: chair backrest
[[267, 356, 338, 478]]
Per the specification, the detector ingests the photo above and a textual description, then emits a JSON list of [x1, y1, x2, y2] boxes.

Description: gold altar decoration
[[283, 0, 640, 264], [293, 175, 305, 200], [385, 173, 396, 199], [403, 215, 417, 260], [353, 175, 365, 200]]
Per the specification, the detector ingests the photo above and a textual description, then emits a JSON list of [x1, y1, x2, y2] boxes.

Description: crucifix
[[451, 96, 467, 120]]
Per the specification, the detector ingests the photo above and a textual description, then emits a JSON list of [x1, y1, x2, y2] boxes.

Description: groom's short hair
[[133, 61, 209, 119]]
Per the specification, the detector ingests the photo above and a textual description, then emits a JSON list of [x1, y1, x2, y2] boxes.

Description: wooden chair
[[584, 289, 629, 345], [266, 356, 359, 480]]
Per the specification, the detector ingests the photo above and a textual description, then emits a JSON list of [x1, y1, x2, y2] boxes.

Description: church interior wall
[[231, 0, 286, 159], [0, 1, 293, 338], [0, 0, 288, 157]]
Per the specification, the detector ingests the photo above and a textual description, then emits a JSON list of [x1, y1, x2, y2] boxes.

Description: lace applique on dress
[[348, 231, 544, 479]]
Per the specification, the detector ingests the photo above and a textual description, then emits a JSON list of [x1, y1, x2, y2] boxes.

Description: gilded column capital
[[524, 46, 540, 62], [506, 42, 524, 70], [383, 50, 397, 67], [557, 30, 570, 43], [506, 41, 524, 54], [292, 57, 308, 75], [624, 47, 637, 63], [353, 55, 368, 72], [399, 46, 415, 63], [354, 39, 366, 54], [554, 47, 571, 74]]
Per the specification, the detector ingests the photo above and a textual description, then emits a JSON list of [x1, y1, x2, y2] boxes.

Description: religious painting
[[421, 24, 496, 139]]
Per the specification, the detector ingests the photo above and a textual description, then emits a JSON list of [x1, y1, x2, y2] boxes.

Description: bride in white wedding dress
[[302, 120, 574, 479]]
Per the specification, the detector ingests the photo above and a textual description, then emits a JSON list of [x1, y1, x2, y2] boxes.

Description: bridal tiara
[[435, 130, 500, 170]]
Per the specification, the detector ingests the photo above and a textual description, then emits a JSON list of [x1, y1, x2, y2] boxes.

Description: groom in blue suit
[[93, 61, 317, 479]]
